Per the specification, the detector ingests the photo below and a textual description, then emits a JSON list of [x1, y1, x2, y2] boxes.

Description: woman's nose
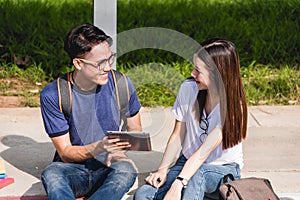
[[191, 69, 196, 78]]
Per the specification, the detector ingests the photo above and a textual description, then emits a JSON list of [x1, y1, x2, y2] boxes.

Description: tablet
[[107, 131, 152, 151]]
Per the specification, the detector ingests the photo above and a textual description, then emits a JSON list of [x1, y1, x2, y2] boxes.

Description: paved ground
[[0, 106, 299, 199]]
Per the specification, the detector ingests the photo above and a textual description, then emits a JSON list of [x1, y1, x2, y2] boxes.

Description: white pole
[[94, 0, 117, 69]]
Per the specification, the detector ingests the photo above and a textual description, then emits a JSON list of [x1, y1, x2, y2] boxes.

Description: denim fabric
[[134, 155, 240, 200], [41, 159, 137, 200]]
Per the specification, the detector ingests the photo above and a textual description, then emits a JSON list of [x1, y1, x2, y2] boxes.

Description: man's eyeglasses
[[78, 52, 117, 71], [199, 118, 209, 143]]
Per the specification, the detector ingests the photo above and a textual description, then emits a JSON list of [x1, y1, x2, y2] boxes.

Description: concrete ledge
[[1, 106, 300, 199], [0, 197, 83, 200]]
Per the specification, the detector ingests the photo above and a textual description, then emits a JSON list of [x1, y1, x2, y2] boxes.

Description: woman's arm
[[178, 127, 222, 179], [163, 127, 222, 199], [145, 119, 186, 188]]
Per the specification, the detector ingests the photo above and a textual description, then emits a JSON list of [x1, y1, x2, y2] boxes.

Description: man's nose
[[103, 61, 112, 72]]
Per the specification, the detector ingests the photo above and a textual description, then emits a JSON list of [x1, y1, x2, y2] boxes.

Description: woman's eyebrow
[[194, 65, 201, 72]]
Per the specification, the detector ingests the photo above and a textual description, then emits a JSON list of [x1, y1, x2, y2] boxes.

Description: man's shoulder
[[40, 79, 58, 98]]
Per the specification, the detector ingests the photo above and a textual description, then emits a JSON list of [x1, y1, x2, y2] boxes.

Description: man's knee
[[41, 162, 68, 186], [111, 160, 138, 175], [109, 160, 138, 190]]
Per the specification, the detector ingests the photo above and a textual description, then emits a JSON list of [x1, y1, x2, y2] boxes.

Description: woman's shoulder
[[179, 78, 198, 92], [175, 78, 198, 104]]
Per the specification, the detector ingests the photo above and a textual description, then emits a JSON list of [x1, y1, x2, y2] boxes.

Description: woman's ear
[[73, 58, 82, 70]]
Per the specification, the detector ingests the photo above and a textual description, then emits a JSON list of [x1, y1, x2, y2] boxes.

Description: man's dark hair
[[64, 23, 113, 60]]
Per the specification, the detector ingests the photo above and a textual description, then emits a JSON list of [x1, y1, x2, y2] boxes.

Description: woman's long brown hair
[[196, 38, 247, 149]]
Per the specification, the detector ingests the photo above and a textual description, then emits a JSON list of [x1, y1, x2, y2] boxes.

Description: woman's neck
[[205, 90, 219, 115]]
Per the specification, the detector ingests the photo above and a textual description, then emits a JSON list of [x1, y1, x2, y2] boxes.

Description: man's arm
[[126, 111, 142, 132], [51, 133, 130, 163]]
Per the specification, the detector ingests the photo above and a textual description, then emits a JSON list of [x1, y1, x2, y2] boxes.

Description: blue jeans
[[41, 159, 137, 200], [134, 155, 240, 200]]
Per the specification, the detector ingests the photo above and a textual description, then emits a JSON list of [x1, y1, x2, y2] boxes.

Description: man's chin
[[98, 78, 108, 86]]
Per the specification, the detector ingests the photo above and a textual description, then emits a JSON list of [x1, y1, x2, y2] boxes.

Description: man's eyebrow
[[96, 52, 113, 62]]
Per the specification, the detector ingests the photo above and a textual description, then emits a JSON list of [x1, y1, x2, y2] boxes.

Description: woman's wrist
[[157, 166, 168, 173], [175, 176, 188, 188]]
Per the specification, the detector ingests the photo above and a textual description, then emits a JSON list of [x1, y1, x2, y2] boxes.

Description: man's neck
[[72, 71, 97, 91]]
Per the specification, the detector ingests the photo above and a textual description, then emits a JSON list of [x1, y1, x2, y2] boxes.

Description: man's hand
[[89, 136, 131, 159], [105, 151, 129, 167], [102, 136, 131, 153], [102, 136, 132, 167]]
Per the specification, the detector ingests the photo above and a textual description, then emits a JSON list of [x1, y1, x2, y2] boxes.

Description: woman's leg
[[134, 155, 187, 200], [134, 184, 158, 200], [182, 163, 240, 200]]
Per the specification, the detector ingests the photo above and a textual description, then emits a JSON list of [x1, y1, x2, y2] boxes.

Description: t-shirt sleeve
[[126, 76, 141, 117], [171, 81, 193, 122], [40, 81, 69, 137]]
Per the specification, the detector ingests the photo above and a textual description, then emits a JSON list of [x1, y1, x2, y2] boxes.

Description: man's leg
[[88, 160, 137, 200], [41, 162, 91, 200]]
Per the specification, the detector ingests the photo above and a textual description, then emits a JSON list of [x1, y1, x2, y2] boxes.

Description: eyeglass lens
[[199, 118, 209, 143], [200, 119, 208, 131], [97, 53, 116, 70]]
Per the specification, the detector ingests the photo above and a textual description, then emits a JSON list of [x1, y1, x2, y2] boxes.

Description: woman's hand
[[144, 168, 168, 188], [163, 179, 182, 200]]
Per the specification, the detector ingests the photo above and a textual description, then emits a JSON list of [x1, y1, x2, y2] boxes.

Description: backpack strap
[[57, 72, 72, 120], [223, 173, 235, 183], [111, 69, 130, 131], [57, 70, 130, 130]]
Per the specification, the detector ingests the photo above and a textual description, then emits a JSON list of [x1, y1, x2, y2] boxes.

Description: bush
[[0, 0, 299, 106]]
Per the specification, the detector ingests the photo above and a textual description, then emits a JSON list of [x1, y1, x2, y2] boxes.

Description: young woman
[[134, 38, 247, 200]]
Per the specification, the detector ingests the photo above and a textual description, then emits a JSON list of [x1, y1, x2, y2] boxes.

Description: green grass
[[0, 0, 93, 78], [117, 0, 299, 66], [0, 0, 299, 107], [0, 63, 46, 107], [241, 62, 300, 105], [1, 60, 299, 107]]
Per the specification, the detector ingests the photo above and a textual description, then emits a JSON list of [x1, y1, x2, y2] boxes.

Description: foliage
[[117, 0, 300, 66], [0, 0, 92, 78], [241, 62, 300, 105], [0, 0, 299, 107]]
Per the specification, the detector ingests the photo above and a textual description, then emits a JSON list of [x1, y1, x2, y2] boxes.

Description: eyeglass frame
[[78, 52, 117, 71], [199, 117, 209, 143]]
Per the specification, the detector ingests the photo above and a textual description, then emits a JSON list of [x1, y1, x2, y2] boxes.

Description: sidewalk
[[0, 106, 300, 199]]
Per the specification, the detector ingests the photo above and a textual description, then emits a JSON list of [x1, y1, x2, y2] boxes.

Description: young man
[[40, 23, 142, 200]]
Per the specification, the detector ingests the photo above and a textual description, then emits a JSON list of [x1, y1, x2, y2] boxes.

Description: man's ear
[[73, 58, 81, 70]]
